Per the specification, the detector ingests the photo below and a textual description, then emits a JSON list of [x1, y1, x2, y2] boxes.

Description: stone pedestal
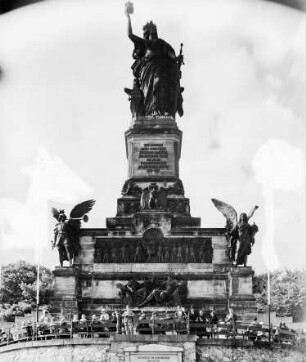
[[228, 267, 257, 322], [51, 116, 257, 322], [50, 267, 80, 317]]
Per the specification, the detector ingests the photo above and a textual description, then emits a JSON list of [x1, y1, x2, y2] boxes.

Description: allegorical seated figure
[[138, 276, 187, 307], [124, 2, 184, 118]]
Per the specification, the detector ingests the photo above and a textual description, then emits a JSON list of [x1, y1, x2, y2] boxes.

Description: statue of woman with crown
[[124, 2, 184, 118]]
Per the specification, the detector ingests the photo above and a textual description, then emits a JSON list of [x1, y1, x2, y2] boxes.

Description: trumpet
[[69, 215, 89, 222]]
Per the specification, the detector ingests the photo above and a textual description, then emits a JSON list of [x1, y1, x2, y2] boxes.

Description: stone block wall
[[1, 340, 305, 362], [198, 345, 306, 362]]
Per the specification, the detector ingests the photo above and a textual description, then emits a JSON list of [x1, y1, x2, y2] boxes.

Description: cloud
[[0, 148, 94, 257], [0, 0, 305, 271], [253, 139, 305, 190]]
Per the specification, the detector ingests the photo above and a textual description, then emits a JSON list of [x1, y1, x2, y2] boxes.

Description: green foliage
[[253, 269, 306, 318], [0, 301, 32, 322], [0, 261, 53, 306]]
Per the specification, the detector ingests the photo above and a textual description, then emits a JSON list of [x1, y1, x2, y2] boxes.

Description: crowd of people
[[0, 306, 305, 347]]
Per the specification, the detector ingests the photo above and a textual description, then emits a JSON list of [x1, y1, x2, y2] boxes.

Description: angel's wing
[[69, 199, 96, 218], [211, 198, 238, 231], [51, 207, 60, 221]]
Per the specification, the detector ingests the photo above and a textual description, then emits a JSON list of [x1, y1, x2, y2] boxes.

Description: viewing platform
[[1, 321, 305, 362]]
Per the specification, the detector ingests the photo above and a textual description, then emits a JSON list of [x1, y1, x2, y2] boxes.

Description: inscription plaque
[[138, 143, 169, 172], [127, 136, 180, 178], [130, 354, 178, 362], [125, 344, 183, 362]]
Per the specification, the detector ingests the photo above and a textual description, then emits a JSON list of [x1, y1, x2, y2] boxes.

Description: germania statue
[[124, 2, 184, 118]]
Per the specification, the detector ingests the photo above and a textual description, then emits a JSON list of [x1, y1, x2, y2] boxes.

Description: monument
[[50, 2, 258, 323]]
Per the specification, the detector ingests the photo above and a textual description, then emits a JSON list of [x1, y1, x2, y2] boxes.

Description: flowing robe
[[129, 34, 183, 117]]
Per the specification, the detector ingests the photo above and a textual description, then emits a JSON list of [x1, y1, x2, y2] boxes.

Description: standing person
[[209, 308, 218, 337], [188, 306, 198, 335], [174, 305, 187, 334], [99, 308, 110, 335], [111, 310, 122, 334], [79, 314, 88, 338], [225, 308, 236, 338], [122, 305, 135, 335], [225, 308, 234, 323]]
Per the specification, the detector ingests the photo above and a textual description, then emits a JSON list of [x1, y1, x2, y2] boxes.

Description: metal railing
[[0, 319, 305, 349]]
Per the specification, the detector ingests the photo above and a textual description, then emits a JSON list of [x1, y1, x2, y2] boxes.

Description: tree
[[253, 268, 306, 319], [0, 261, 53, 306]]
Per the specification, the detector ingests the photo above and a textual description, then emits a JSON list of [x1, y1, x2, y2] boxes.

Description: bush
[[0, 261, 53, 306]]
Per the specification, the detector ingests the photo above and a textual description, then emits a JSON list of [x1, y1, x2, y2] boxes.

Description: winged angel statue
[[211, 199, 259, 267], [51, 200, 95, 267]]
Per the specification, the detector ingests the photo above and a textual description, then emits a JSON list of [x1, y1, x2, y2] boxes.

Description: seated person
[[197, 309, 206, 323], [99, 308, 110, 323], [137, 311, 151, 334], [91, 314, 98, 323], [80, 314, 87, 324], [175, 306, 187, 334], [225, 308, 234, 324], [139, 311, 146, 321], [188, 306, 198, 322], [247, 317, 261, 340], [58, 315, 69, 335], [111, 311, 118, 323], [174, 306, 185, 321], [76, 314, 88, 337], [48, 316, 55, 334], [209, 310, 218, 325], [89, 314, 98, 335], [279, 321, 289, 330], [39, 310, 51, 324], [224, 308, 236, 337], [58, 314, 66, 324], [160, 310, 172, 320], [181, 307, 188, 319], [250, 317, 260, 327], [20, 321, 28, 339]]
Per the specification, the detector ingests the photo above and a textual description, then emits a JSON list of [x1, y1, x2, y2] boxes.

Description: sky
[[0, 0, 305, 274]]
